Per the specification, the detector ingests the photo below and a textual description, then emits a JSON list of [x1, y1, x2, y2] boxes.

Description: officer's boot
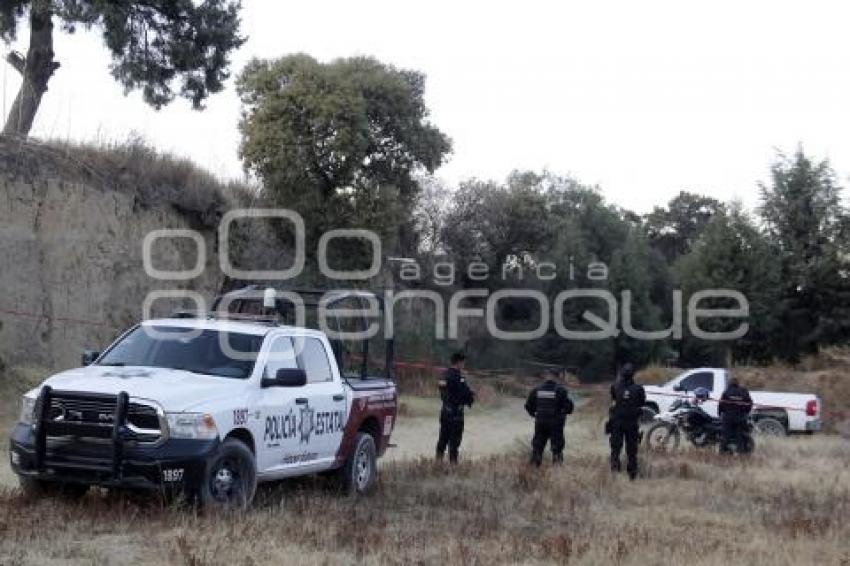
[[530, 450, 542, 467], [610, 456, 621, 473], [552, 452, 564, 465]]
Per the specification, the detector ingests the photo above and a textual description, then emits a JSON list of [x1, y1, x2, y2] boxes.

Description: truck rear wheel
[[754, 417, 786, 436], [339, 432, 377, 495], [198, 438, 256, 510]]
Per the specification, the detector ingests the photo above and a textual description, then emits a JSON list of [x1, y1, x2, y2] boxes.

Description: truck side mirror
[[81, 350, 100, 366], [261, 368, 307, 388]]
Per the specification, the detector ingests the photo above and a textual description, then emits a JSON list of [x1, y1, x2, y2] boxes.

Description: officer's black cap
[[450, 352, 466, 364]]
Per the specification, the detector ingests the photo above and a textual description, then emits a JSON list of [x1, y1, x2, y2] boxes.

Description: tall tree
[[441, 172, 553, 281], [676, 205, 782, 366], [608, 230, 668, 368], [0, 0, 244, 137], [758, 149, 850, 359], [412, 175, 453, 254], [237, 54, 451, 267], [644, 191, 726, 262]]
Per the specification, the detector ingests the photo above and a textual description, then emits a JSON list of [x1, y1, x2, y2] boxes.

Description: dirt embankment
[[0, 138, 284, 370]]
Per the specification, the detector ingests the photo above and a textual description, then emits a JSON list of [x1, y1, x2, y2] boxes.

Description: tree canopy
[[237, 54, 451, 266], [230, 52, 848, 375], [1, 0, 244, 136], [758, 149, 850, 359], [644, 191, 726, 261], [398, 148, 849, 375]]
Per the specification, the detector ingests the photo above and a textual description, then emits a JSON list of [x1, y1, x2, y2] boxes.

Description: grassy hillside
[[0, 136, 249, 228]]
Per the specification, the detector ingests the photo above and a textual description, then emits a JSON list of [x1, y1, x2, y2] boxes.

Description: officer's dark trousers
[[436, 409, 464, 463], [720, 420, 748, 454], [530, 418, 565, 466], [609, 419, 639, 478]]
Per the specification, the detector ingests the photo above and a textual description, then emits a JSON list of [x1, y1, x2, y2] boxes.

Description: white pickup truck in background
[[643, 368, 822, 435]]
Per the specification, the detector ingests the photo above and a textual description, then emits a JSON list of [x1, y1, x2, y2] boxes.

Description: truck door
[[256, 335, 304, 474], [294, 336, 347, 468]]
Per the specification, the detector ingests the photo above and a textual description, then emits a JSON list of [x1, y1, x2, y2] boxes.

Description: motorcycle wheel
[[645, 423, 680, 452]]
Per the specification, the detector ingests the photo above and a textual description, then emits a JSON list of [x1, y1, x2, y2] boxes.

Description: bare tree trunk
[[2, 2, 60, 137]]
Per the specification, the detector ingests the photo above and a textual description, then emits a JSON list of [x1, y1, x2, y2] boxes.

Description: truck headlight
[[165, 413, 218, 440], [19, 396, 36, 426]]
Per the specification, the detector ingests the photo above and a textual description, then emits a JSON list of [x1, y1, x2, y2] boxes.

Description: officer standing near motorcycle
[[525, 369, 574, 466], [607, 363, 645, 480], [436, 352, 475, 464], [719, 377, 753, 454]]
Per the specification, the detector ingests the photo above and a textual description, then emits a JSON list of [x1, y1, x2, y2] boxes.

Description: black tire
[[198, 438, 257, 510], [645, 423, 680, 453], [754, 417, 786, 437], [338, 432, 377, 495], [19, 477, 89, 500]]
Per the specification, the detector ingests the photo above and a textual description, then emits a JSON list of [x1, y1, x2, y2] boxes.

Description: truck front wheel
[[198, 438, 257, 510], [339, 432, 377, 495]]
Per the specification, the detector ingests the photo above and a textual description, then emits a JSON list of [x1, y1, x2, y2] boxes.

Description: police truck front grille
[[31, 387, 163, 482], [46, 393, 163, 443]]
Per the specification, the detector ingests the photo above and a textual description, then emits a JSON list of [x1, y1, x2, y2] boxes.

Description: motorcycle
[[645, 397, 754, 453]]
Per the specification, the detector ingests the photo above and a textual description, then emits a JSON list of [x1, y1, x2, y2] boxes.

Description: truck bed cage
[[202, 286, 394, 381]]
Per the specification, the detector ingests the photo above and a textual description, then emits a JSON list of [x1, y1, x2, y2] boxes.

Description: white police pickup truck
[[9, 312, 398, 509], [642, 368, 821, 435]]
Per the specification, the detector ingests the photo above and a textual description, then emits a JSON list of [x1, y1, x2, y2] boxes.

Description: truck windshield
[[97, 326, 263, 379]]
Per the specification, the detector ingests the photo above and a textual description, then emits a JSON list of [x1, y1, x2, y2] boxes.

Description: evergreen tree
[[1, 0, 244, 136], [758, 149, 850, 360]]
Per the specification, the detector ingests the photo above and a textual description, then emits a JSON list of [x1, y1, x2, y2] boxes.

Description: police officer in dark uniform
[[719, 377, 753, 454], [608, 363, 645, 480], [525, 369, 574, 466], [436, 352, 475, 463]]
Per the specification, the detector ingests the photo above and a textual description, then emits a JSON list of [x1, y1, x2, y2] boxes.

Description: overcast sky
[[3, 0, 850, 213]]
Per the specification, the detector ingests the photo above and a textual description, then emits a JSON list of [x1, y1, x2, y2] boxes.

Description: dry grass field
[[0, 363, 848, 565]]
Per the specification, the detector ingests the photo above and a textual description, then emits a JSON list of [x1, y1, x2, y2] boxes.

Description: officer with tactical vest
[[607, 363, 645, 480], [719, 377, 753, 454], [525, 369, 574, 466], [436, 352, 475, 464]]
